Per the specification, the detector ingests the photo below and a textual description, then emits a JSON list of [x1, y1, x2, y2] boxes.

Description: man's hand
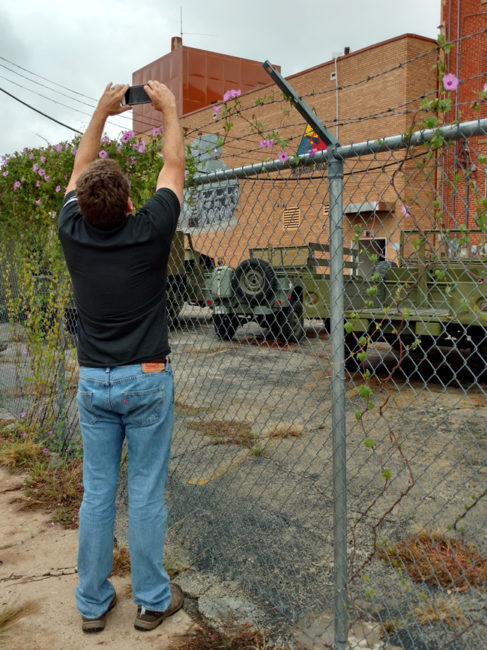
[[95, 83, 131, 117], [64, 82, 130, 195], [144, 80, 177, 113]]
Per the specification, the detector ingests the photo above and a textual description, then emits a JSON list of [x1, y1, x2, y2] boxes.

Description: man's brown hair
[[76, 159, 130, 228]]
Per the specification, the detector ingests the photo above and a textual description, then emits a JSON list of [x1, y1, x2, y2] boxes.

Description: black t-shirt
[[58, 188, 180, 367]]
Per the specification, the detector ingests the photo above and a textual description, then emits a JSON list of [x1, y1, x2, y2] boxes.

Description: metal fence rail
[[1, 117, 486, 649]]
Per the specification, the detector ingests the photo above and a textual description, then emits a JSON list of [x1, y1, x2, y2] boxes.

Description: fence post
[[327, 151, 348, 649]]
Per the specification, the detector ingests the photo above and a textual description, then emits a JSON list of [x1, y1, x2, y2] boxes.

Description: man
[[57, 80, 185, 633]]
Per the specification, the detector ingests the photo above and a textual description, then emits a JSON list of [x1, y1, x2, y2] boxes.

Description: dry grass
[[111, 545, 131, 577], [0, 438, 44, 470], [187, 420, 257, 448], [413, 596, 468, 629], [0, 421, 84, 528], [173, 619, 290, 650], [175, 399, 212, 416], [263, 423, 304, 439], [0, 601, 40, 639], [379, 530, 487, 591], [22, 459, 83, 528]]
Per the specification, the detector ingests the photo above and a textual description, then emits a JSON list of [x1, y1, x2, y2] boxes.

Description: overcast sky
[[0, 0, 440, 156]]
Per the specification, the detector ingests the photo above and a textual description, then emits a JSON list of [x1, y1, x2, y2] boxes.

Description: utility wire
[[0, 87, 82, 135]]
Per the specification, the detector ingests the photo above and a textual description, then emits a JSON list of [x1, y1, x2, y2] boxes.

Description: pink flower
[[442, 73, 459, 92], [29, 152, 34, 159], [133, 141, 146, 154], [101, 136, 110, 144], [35, 199, 41, 206], [55, 144, 63, 152], [278, 151, 289, 163], [213, 106, 222, 117], [98, 150, 109, 158], [22, 348, 27, 354], [13, 180, 21, 190], [33, 163, 38, 172], [152, 127, 162, 136], [42, 448, 49, 455], [483, 83, 487, 93], [72, 147, 78, 156], [36, 180, 40, 187], [401, 203, 411, 218], [20, 411, 26, 418], [40, 156, 46, 163], [2, 170, 8, 177], [44, 176, 50, 182], [121, 130, 135, 143], [259, 139, 274, 149], [55, 185, 61, 193], [38, 168, 45, 176], [223, 89, 241, 102]]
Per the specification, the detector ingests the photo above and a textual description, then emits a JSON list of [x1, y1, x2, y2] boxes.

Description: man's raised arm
[[144, 80, 185, 206], [65, 83, 130, 195]]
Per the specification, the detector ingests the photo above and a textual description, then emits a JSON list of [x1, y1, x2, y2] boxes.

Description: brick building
[[135, 34, 439, 268], [441, 0, 487, 246]]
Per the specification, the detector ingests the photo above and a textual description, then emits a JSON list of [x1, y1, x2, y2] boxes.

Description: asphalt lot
[[1, 310, 486, 647]]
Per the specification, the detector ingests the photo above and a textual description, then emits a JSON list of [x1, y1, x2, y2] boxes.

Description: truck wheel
[[275, 298, 305, 343], [232, 258, 276, 305], [213, 314, 239, 340], [344, 332, 367, 371]]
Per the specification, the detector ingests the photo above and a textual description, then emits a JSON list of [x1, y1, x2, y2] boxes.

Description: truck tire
[[232, 258, 276, 305], [213, 314, 239, 340]]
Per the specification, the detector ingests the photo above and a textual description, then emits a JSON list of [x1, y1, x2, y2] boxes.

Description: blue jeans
[[75, 363, 174, 619]]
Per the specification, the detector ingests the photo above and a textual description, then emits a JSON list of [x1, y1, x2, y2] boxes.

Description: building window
[[282, 206, 301, 230]]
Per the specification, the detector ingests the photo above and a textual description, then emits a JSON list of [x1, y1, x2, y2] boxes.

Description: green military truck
[[344, 229, 487, 371], [206, 242, 369, 343]]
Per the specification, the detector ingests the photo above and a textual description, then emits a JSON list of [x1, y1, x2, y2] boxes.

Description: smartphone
[[121, 85, 151, 106]]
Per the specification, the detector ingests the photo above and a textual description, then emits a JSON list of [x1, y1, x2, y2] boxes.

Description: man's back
[[58, 187, 180, 367]]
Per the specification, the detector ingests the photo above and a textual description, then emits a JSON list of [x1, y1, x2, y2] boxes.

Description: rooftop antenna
[[179, 7, 216, 41]]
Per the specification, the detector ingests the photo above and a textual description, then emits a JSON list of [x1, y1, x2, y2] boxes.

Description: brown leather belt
[[141, 356, 170, 373]]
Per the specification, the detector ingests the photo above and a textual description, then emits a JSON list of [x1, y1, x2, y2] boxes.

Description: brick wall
[[160, 34, 437, 267]]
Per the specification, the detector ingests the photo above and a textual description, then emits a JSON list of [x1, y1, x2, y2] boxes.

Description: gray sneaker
[[134, 583, 184, 631]]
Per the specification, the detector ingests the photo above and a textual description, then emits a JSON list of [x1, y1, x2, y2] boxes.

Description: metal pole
[[327, 151, 348, 649]]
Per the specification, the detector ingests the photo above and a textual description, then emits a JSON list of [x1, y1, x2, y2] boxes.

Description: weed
[[263, 423, 304, 439], [173, 618, 290, 650], [379, 529, 487, 591], [21, 458, 83, 528], [413, 596, 468, 629], [0, 438, 44, 470], [175, 399, 212, 416], [187, 420, 257, 448], [111, 545, 131, 577], [250, 444, 267, 457]]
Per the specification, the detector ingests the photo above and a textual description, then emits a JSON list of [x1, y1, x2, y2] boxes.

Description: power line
[[0, 87, 82, 134]]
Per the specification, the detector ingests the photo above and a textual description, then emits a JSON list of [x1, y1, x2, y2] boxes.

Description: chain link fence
[[1, 116, 486, 648]]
